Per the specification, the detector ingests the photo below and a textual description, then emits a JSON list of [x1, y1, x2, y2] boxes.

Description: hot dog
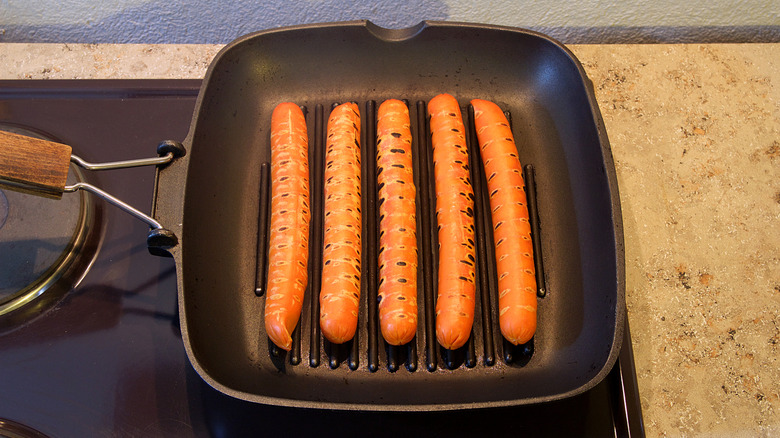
[[376, 99, 418, 346], [265, 102, 311, 351], [428, 93, 476, 350], [471, 98, 537, 345], [319, 102, 363, 344]]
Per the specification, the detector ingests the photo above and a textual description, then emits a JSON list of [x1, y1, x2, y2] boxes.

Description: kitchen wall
[[0, 0, 778, 43]]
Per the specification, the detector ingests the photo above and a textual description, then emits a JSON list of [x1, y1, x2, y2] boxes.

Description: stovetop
[[0, 80, 644, 437]]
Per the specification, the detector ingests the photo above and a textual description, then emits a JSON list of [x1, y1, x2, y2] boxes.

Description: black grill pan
[[151, 20, 625, 410]]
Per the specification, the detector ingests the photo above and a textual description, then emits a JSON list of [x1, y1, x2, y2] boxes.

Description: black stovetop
[[0, 80, 644, 437]]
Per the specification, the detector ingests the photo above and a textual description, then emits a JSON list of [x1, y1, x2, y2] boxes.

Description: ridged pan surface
[[155, 20, 625, 410]]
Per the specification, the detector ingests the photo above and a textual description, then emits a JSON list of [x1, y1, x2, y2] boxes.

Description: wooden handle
[[0, 130, 72, 198]]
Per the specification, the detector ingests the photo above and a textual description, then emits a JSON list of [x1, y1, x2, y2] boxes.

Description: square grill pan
[[152, 20, 625, 410]]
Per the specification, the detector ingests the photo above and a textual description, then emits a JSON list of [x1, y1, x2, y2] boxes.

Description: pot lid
[[0, 124, 101, 328]]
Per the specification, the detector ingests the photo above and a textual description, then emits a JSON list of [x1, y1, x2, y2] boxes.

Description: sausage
[[264, 102, 311, 351], [470, 98, 537, 345], [319, 102, 362, 344], [428, 93, 476, 350], [376, 99, 418, 346]]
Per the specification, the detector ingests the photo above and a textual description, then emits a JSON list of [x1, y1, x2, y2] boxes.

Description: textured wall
[[0, 0, 778, 43]]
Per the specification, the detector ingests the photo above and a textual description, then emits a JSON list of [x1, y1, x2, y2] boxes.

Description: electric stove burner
[[0, 123, 102, 330]]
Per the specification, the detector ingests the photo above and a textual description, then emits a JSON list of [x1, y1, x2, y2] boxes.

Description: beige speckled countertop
[[1, 42, 778, 437]]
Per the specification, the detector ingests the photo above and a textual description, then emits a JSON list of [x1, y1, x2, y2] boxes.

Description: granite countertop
[[1, 42, 778, 437]]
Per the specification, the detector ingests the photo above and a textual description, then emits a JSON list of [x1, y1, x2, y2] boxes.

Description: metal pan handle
[[0, 129, 184, 252]]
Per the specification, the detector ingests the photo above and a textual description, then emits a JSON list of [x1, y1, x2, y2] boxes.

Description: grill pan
[[152, 20, 625, 410], [2, 20, 625, 410]]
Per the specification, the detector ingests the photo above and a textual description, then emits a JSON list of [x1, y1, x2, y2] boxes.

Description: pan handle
[[0, 129, 73, 197], [149, 139, 190, 257], [0, 129, 184, 251]]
